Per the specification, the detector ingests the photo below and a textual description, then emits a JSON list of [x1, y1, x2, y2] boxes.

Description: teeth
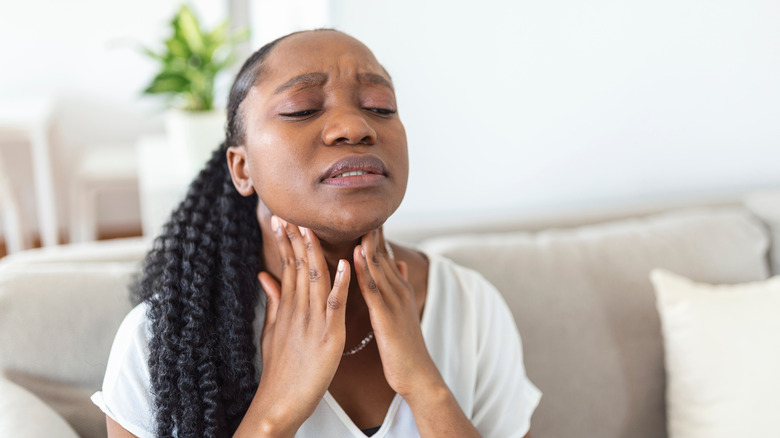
[[335, 170, 369, 178]]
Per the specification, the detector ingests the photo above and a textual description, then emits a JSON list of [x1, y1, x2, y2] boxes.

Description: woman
[[93, 29, 540, 437]]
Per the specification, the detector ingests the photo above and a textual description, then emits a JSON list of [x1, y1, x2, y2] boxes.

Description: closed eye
[[279, 109, 320, 118], [364, 108, 397, 116]]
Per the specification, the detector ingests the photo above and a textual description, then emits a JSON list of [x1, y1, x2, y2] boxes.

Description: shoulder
[[103, 302, 152, 385], [411, 249, 515, 341], [94, 302, 156, 437], [427, 252, 508, 310], [422, 252, 523, 364], [121, 302, 151, 332], [113, 303, 151, 352], [391, 242, 503, 301]]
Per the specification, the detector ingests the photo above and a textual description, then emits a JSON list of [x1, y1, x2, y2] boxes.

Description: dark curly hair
[[132, 30, 323, 437]]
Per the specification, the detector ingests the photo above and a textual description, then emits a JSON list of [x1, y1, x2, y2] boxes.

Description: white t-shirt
[[92, 253, 541, 437]]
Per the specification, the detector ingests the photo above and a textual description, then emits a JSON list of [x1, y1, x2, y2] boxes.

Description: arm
[[107, 219, 349, 438], [234, 217, 350, 437], [354, 230, 481, 438]]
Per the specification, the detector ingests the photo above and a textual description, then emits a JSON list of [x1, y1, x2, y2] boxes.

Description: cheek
[[386, 124, 410, 180], [250, 152, 306, 195], [246, 131, 305, 184], [245, 144, 313, 218]]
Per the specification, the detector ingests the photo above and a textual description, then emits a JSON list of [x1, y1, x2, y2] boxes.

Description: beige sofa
[[1, 190, 778, 438]]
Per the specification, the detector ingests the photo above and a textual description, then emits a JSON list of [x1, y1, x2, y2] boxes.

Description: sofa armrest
[[0, 377, 79, 438], [0, 237, 149, 265]]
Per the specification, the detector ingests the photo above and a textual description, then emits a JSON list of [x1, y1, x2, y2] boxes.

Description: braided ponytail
[[134, 145, 261, 436], [133, 29, 336, 437]]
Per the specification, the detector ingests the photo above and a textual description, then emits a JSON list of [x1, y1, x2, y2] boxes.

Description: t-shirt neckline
[[322, 252, 440, 437]]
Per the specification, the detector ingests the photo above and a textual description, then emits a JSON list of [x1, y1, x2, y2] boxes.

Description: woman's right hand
[[235, 216, 350, 438]]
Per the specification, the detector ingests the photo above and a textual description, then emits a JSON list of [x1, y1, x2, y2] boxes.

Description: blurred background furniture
[[0, 98, 58, 250], [69, 143, 139, 243], [136, 135, 195, 239], [0, 189, 778, 438], [0, 152, 29, 253]]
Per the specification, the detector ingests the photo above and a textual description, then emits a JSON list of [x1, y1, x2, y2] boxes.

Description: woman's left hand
[[355, 229, 482, 438], [353, 229, 441, 398]]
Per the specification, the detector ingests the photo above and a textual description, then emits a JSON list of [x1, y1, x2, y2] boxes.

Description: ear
[[226, 146, 255, 196]]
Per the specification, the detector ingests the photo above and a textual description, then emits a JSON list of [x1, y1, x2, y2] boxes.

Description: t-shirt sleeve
[[471, 276, 542, 438], [90, 303, 156, 438]]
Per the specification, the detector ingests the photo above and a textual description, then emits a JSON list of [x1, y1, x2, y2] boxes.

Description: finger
[[361, 232, 397, 303], [376, 226, 391, 259], [281, 219, 310, 309], [354, 244, 386, 309], [366, 230, 411, 302], [258, 272, 281, 328], [375, 251, 411, 301], [325, 259, 350, 330], [303, 227, 331, 309], [271, 215, 297, 303], [396, 261, 409, 281], [374, 228, 403, 280]]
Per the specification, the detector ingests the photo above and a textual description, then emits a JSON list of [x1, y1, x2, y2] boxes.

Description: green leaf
[[138, 4, 246, 110], [139, 45, 164, 61], [202, 20, 229, 61], [206, 20, 229, 45], [165, 37, 190, 59], [176, 4, 204, 54], [143, 72, 190, 95]]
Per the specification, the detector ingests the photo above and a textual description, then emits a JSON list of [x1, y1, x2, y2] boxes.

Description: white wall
[[332, 0, 780, 225], [253, 0, 780, 227], [3, 0, 778, 243]]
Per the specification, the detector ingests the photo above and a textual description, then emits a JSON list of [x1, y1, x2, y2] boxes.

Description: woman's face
[[230, 31, 408, 243]]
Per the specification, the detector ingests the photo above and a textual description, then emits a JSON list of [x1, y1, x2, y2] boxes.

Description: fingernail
[[299, 226, 307, 237], [337, 259, 346, 273], [360, 246, 366, 258], [271, 215, 279, 231]]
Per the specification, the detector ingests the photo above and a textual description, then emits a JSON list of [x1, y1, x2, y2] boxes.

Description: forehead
[[261, 31, 389, 84]]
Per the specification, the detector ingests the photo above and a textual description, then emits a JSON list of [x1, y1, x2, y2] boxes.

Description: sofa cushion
[[650, 269, 780, 438], [0, 261, 138, 435], [0, 261, 138, 387], [0, 377, 79, 438], [420, 207, 770, 438]]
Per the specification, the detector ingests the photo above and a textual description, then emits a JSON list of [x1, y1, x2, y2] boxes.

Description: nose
[[322, 108, 377, 146]]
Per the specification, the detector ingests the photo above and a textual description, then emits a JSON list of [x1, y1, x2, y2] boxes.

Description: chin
[[313, 207, 393, 243]]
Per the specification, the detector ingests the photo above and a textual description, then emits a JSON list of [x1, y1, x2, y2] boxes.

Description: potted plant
[[141, 4, 248, 175]]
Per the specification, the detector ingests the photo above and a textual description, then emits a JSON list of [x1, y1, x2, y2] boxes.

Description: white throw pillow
[[650, 269, 780, 438]]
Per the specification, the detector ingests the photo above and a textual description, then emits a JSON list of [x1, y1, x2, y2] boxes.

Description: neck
[[260, 226, 371, 325]]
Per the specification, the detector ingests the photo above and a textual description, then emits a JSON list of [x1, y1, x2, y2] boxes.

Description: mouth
[[332, 170, 372, 178], [321, 155, 388, 187]]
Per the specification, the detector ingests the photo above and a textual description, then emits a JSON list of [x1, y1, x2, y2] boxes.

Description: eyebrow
[[272, 71, 394, 95], [357, 72, 394, 91], [273, 72, 328, 95]]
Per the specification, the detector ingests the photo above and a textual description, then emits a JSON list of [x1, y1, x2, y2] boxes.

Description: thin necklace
[[342, 243, 391, 357], [342, 331, 375, 356], [342, 240, 387, 357]]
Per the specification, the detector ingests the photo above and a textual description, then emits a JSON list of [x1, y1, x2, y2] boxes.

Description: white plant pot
[[165, 108, 226, 179]]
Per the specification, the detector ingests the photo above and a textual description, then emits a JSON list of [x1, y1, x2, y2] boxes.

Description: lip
[[320, 155, 388, 187]]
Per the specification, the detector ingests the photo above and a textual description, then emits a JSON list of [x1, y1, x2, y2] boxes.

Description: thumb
[[258, 272, 281, 328], [396, 261, 409, 281]]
